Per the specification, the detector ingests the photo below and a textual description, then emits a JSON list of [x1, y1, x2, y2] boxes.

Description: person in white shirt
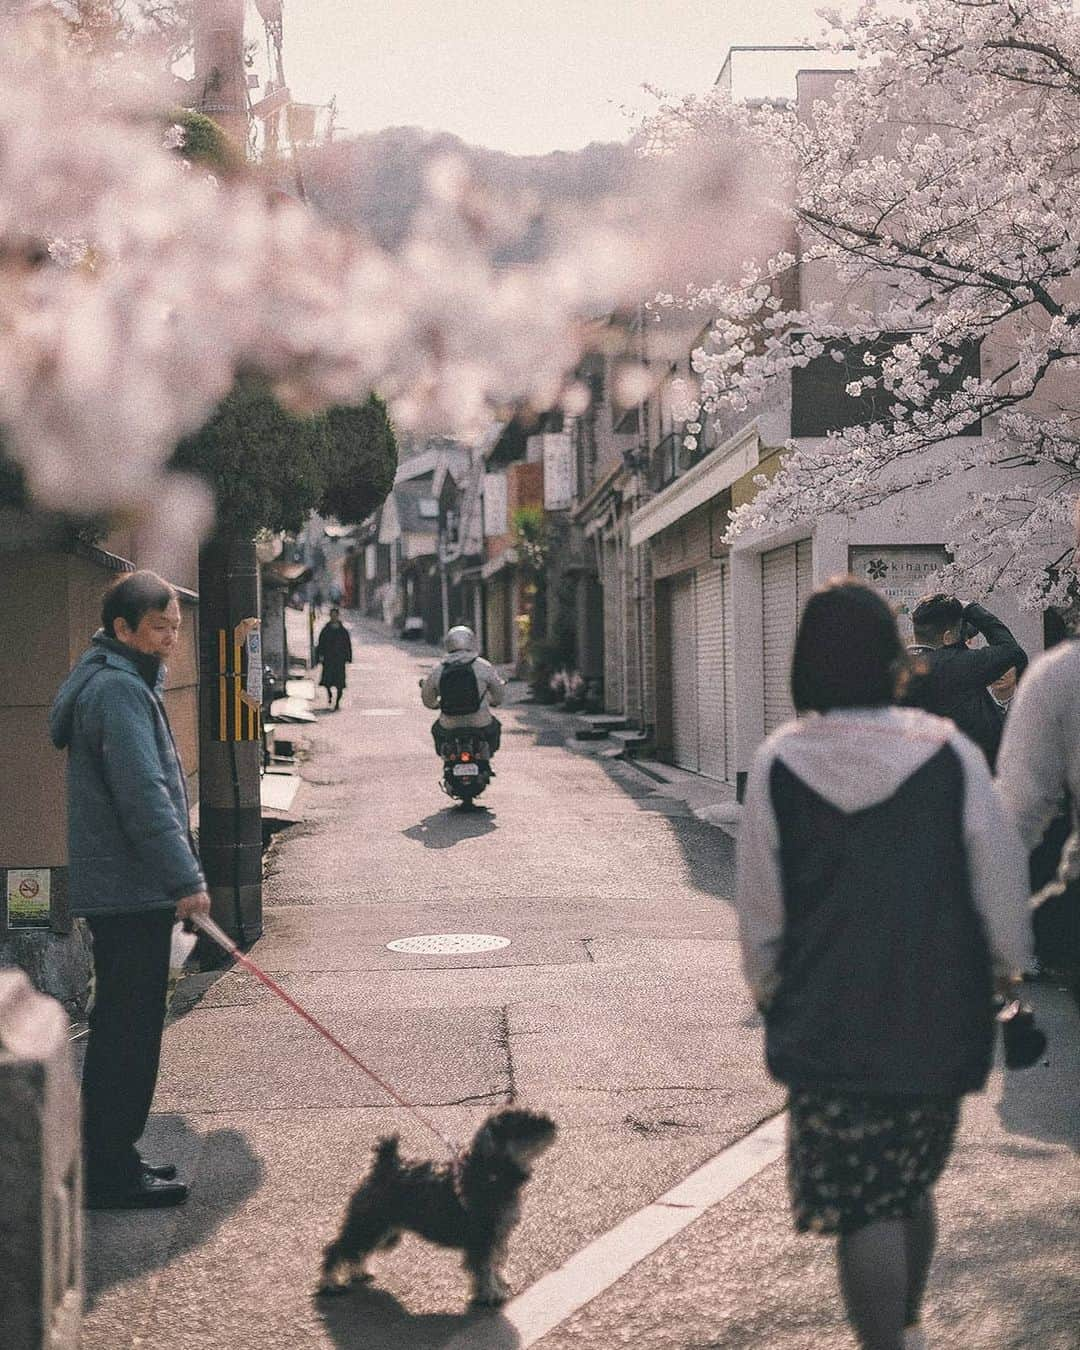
[[421, 625, 506, 758]]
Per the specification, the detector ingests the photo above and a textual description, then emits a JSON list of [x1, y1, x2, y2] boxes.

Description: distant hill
[[299, 126, 632, 266]]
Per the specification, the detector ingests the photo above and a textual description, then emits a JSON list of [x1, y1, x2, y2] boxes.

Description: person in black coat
[[902, 593, 1027, 765], [315, 608, 353, 709]]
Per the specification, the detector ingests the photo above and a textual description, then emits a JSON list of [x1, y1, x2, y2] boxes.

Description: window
[[790, 334, 982, 439]]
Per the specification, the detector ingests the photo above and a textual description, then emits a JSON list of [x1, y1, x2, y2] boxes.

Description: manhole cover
[[386, 933, 511, 955]]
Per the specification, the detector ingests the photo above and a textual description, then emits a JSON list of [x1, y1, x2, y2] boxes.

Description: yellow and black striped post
[[214, 624, 262, 741]]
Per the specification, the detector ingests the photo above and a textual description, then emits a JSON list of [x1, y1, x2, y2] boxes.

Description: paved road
[[82, 616, 1080, 1350]]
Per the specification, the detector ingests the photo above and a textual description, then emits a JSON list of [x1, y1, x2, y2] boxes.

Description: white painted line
[[358, 708, 406, 716], [441, 1112, 787, 1350]]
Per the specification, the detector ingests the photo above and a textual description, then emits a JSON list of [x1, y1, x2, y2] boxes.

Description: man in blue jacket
[[50, 571, 210, 1209]]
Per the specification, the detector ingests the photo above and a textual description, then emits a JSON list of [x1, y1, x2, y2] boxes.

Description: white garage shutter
[[763, 544, 798, 735], [695, 562, 726, 780], [669, 573, 698, 770]]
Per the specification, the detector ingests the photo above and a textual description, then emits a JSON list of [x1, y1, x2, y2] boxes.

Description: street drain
[[386, 933, 511, 955]]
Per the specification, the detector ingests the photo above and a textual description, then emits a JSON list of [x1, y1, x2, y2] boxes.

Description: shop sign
[[849, 545, 949, 637], [483, 473, 508, 537], [542, 433, 575, 511], [6, 868, 51, 928]]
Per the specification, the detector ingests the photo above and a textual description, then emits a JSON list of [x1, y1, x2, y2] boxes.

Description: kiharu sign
[[849, 545, 950, 639]]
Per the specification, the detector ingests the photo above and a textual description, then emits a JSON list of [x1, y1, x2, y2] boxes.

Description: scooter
[[440, 730, 493, 806]]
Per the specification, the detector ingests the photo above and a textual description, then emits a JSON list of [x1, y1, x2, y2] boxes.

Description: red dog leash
[[193, 914, 459, 1158]]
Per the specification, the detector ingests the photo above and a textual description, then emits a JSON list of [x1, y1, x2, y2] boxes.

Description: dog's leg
[[466, 1244, 510, 1306], [318, 1203, 393, 1295]]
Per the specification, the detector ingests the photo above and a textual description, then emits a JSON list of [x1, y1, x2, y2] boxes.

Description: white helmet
[[445, 625, 477, 653]]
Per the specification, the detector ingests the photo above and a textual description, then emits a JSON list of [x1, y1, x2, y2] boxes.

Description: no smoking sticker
[[6, 868, 50, 928]]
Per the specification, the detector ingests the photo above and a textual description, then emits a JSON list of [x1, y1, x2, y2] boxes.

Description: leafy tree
[[320, 398, 398, 525], [170, 106, 243, 177], [171, 382, 330, 537], [651, 0, 1080, 607], [171, 383, 396, 537]]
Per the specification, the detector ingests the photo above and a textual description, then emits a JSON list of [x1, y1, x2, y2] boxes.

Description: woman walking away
[[315, 607, 353, 710], [735, 579, 1032, 1350]]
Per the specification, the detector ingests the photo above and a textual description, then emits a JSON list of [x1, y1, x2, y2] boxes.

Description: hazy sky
[[273, 1, 852, 155]]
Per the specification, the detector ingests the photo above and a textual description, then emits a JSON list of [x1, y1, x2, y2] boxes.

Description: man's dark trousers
[[83, 909, 174, 1191]]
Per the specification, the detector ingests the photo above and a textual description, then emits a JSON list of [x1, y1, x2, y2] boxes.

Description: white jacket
[[736, 706, 1032, 1010], [997, 638, 1080, 887], [421, 651, 505, 729]]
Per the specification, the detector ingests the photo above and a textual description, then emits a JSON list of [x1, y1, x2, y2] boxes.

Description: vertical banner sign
[[245, 628, 263, 705], [483, 473, 508, 537], [542, 433, 575, 511], [215, 618, 262, 741]]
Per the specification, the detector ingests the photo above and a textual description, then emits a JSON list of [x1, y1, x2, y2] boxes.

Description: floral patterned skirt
[[788, 1088, 960, 1236]]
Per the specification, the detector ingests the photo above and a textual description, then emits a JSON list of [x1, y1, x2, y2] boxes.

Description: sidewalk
[[78, 617, 1080, 1350]]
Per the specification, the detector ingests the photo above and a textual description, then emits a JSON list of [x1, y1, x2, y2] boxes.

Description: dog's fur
[[318, 1107, 557, 1306]]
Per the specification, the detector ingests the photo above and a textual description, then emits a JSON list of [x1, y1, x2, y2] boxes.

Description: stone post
[[0, 970, 82, 1350]]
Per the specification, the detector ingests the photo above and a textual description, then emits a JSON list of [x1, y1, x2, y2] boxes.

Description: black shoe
[[141, 1158, 178, 1181], [86, 1173, 189, 1210]]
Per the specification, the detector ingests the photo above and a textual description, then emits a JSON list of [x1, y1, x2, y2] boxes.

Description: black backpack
[[438, 658, 482, 715]]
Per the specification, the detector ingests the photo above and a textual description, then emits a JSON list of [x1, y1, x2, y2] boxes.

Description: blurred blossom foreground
[[0, 15, 772, 546]]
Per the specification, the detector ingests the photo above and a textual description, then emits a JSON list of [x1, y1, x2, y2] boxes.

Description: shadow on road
[[995, 984, 1080, 1152], [84, 1121, 263, 1309], [403, 807, 499, 849], [318, 1284, 521, 1350]]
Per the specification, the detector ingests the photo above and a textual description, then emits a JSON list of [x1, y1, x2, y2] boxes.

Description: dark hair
[[102, 570, 176, 638], [791, 578, 905, 713], [910, 592, 963, 643]]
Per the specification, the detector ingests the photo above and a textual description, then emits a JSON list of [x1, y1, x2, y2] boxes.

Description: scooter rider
[[421, 626, 505, 760]]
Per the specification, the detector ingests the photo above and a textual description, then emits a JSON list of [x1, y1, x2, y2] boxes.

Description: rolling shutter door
[[669, 573, 698, 770], [721, 560, 736, 782], [695, 562, 726, 780], [762, 545, 797, 735], [762, 541, 813, 735]]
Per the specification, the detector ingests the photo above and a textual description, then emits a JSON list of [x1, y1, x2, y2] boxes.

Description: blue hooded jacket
[[49, 632, 204, 916]]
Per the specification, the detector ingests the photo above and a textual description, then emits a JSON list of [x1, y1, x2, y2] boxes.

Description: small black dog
[[318, 1107, 557, 1306]]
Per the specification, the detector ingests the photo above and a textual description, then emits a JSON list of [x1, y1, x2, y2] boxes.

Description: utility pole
[[193, 0, 263, 951], [193, 0, 248, 151]]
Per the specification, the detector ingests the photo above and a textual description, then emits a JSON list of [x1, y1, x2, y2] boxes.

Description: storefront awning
[[629, 423, 759, 548]]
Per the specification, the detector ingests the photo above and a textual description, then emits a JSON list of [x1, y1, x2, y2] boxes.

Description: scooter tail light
[[461, 751, 472, 762]]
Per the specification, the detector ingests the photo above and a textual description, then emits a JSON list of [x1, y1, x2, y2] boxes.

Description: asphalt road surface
[[81, 616, 1080, 1350]]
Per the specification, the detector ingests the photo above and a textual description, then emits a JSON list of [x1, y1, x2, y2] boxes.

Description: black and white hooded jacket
[[736, 706, 1032, 1097]]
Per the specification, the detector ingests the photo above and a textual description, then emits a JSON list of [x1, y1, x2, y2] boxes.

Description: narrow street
[[81, 617, 1080, 1350]]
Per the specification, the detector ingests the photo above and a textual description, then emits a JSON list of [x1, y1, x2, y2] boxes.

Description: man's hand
[[176, 890, 211, 927]]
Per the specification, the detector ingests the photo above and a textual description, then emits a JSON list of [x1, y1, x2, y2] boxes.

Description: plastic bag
[[166, 922, 198, 1009]]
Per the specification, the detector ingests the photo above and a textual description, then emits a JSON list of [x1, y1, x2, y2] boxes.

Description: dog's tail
[[372, 1134, 401, 1174]]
